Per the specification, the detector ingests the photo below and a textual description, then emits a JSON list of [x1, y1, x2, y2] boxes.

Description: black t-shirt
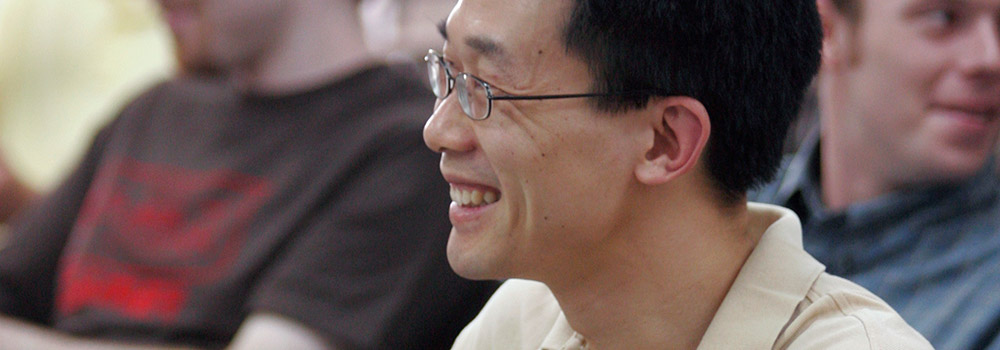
[[0, 64, 497, 349]]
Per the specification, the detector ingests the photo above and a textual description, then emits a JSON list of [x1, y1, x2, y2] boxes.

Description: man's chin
[[448, 262, 495, 281], [175, 52, 224, 78], [446, 247, 504, 281], [915, 153, 994, 186]]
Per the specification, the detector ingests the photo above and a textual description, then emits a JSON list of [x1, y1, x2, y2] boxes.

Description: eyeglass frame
[[424, 49, 666, 120]]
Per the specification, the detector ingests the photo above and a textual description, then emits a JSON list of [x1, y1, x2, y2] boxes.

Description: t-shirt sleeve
[[248, 125, 497, 350], [0, 116, 118, 323]]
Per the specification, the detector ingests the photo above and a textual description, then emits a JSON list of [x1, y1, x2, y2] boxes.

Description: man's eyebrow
[[436, 19, 511, 72], [464, 36, 506, 60]]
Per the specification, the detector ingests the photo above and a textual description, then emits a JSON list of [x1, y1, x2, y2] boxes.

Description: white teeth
[[450, 186, 500, 207]]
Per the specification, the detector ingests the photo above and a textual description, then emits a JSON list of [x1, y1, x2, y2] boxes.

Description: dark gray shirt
[[0, 64, 498, 349]]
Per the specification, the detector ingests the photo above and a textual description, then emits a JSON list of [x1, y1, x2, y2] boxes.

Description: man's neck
[[234, 1, 376, 95], [543, 189, 755, 350], [814, 73, 899, 211], [819, 130, 885, 211]]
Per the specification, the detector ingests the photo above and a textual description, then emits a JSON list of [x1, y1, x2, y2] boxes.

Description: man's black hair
[[563, 0, 822, 203]]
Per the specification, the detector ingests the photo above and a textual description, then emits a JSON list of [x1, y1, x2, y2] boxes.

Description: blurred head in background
[[156, 0, 371, 93], [157, 0, 290, 75], [157, 0, 365, 75], [818, 0, 1000, 198]]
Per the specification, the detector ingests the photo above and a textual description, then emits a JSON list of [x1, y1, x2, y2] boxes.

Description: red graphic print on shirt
[[55, 157, 273, 322]]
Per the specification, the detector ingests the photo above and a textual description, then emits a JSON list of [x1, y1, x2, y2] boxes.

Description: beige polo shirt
[[451, 203, 933, 350]]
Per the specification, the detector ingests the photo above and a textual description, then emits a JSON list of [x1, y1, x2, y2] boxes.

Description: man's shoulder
[[342, 62, 434, 108], [307, 63, 434, 137], [777, 272, 934, 350], [111, 76, 230, 122], [451, 279, 564, 350]]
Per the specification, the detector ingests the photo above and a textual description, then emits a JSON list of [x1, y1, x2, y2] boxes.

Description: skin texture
[[819, 0, 1000, 209]]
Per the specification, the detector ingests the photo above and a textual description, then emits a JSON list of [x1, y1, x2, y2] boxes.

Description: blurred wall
[[0, 0, 175, 191]]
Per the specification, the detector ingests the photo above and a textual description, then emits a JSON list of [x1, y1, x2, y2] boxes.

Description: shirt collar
[[697, 203, 825, 349], [771, 125, 822, 208], [541, 204, 824, 349], [773, 128, 999, 229], [540, 312, 587, 350]]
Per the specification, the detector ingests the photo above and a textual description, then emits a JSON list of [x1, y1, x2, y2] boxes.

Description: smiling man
[[423, 0, 934, 349], [753, 0, 1000, 348]]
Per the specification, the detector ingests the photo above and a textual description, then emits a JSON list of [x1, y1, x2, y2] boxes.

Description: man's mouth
[[934, 102, 1000, 123], [954, 108, 997, 122], [450, 185, 500, 207]]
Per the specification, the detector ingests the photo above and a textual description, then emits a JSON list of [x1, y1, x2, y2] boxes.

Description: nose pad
[[424, 95, 477, 153]]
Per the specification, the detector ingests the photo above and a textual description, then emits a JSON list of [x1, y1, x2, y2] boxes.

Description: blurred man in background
[[0, 0, 496, 349], [753, 0, 1000, 348]]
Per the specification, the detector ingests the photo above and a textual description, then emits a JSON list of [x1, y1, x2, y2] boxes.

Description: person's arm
[[0, 117, 118, 322], [0, 152, 39, 223], [0, 311, 328, 350], [0, 314, 199, 350], [226, 313, 333, 350]]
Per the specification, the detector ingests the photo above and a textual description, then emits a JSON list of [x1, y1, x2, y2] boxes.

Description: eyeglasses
[[424, 49, 628, 120]]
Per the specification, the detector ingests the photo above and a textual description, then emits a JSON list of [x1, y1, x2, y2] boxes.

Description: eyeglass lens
[[425, 52, 493, 120], [458, 74, 490, 120], [426, 55, 449, 99]]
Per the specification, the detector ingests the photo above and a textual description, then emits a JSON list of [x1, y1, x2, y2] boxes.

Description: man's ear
[[818, 0, 854, 70], [634, 96, 710, 186]]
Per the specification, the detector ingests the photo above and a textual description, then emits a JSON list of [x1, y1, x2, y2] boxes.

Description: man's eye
[[922, 8, 961, 31], [444, 58, 461, 72], [909, 5, 971, 37], [929, 9, 957, 25]]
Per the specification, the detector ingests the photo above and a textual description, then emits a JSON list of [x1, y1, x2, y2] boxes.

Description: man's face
[[423, 0, 642, 280], [156, 0, 290, 73], [832, 0, 1000, 186]]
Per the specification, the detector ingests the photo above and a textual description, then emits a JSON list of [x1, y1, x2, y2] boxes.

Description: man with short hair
[[422, 0, 932, 349], [753, 0, 1000, 348], [0, 0, 497, 348]]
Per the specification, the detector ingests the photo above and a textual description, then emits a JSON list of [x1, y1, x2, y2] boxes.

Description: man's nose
[[959, 17, 1000, 77], [424, 95, 477, 154]]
